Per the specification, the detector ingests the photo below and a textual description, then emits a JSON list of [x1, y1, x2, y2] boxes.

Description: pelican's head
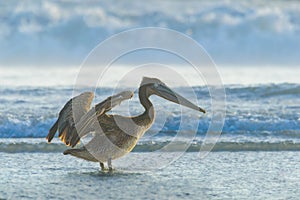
[[140, 77, 206, 113]]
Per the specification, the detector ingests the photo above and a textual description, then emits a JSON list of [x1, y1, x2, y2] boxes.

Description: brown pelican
[[46, 77, 205, 171]]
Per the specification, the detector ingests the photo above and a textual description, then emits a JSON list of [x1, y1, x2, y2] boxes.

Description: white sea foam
[[1, 66, 299, 87]]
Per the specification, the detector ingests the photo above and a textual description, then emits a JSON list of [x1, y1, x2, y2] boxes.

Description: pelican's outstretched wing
[[46, 92, 94, 145], [46, 91, 134, 147]]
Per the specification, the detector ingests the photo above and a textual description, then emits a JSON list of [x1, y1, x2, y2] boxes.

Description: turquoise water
[[1, 152, 300, 199]]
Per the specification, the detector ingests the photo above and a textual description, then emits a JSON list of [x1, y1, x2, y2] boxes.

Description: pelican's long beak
[[154, 84, 206, 113]]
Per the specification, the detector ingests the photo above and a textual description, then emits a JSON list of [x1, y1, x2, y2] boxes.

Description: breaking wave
[[0, 83, 299, 149]]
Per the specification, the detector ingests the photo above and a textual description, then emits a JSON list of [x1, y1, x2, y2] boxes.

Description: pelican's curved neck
[[138, 85, 155, 120]]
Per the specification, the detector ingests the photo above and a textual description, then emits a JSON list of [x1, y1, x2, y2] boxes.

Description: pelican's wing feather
[[75, 91, 134, 140], [46, 92, 94, 146], [95, 91, 134, 116]]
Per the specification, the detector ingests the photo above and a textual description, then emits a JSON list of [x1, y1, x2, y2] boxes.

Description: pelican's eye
[[154, 83, 159, 88]]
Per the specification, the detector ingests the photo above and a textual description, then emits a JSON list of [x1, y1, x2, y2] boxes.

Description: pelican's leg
[[108, 158, 113, 172], [100, 162, 105, 171]]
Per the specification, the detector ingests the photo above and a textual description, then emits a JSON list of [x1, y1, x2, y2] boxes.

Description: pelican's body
[[70, 112, 154, 163], [46, 77, 205, 171]]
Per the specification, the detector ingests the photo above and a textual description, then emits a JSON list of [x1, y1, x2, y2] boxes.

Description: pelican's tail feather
[[46, 120, 58, 143], [63, 147, 98, 162]]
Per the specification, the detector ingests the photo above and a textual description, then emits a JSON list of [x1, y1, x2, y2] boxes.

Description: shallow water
[[1, 152, 300, 199]]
